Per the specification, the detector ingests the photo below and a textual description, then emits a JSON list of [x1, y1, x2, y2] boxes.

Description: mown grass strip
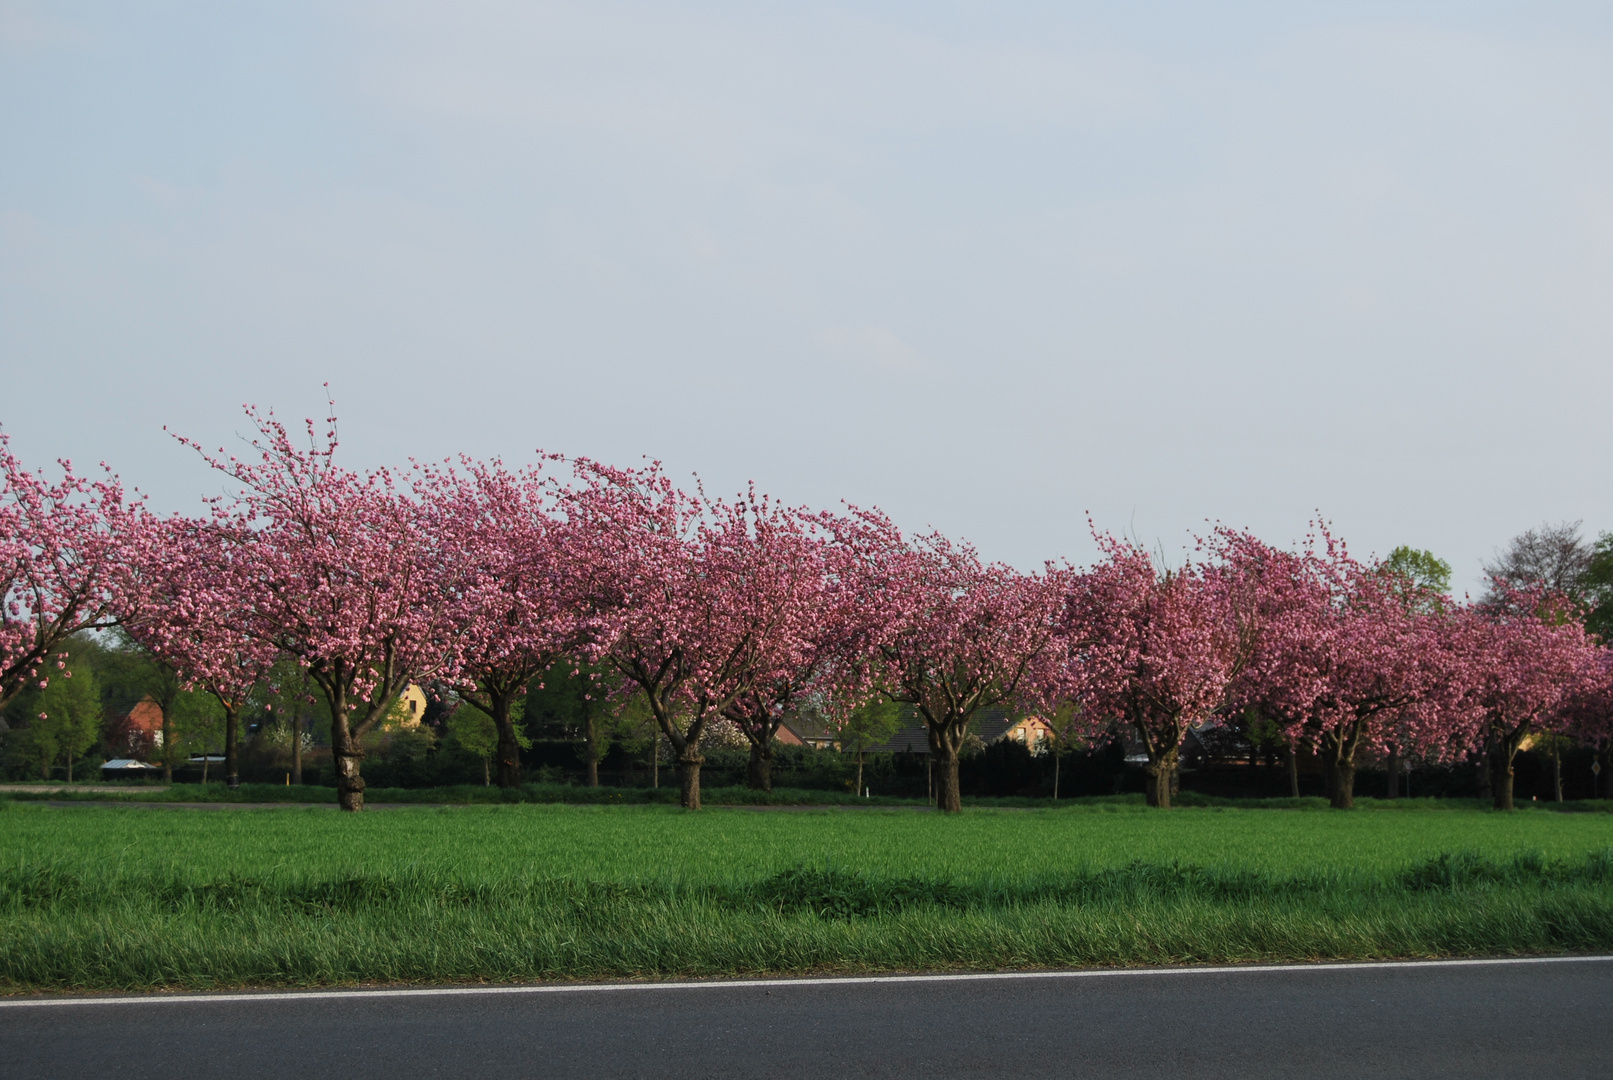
[[8, 784, 1612, 813]]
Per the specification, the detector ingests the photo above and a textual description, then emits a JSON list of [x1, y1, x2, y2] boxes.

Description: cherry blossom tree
[[115, 515, 280, 789], [564, 461, 791, 809], [1560, 647, 1613, 799], [1, 433, 139, 717], [715, 495, 850, 792], [417, 457, 584, 788], [173, 403, 457, 811], [838, 510, 1067, 814], [1061, 535, 1255, 809], [1455, 592, 1598, 810], [1234, 534, 1464, 809]]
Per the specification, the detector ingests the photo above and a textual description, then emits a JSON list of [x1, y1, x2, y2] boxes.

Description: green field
[[4, 800, 1613, 992]]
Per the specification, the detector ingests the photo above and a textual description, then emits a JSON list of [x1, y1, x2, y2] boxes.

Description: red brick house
[[106, 696, 164, 759]]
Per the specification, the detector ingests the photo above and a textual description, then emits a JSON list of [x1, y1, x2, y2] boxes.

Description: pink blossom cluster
[[4, 404, 1610, 811]]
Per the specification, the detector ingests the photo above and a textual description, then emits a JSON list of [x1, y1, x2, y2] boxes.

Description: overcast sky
[[3, 1, 1610, 589]]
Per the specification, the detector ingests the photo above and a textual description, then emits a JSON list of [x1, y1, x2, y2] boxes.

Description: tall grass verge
[[4, 849, 1612, 992]]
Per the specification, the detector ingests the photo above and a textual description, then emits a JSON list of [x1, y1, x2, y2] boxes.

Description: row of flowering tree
[[4, 404, 1612, 810]]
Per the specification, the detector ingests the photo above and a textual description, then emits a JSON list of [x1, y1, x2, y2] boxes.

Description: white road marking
[[3, 954, 1609, 1008]]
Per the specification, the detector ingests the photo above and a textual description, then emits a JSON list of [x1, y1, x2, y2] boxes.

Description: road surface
[[2, 956, 1609, 1079]]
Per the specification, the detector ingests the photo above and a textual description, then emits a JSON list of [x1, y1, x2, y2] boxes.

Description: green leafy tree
[[1043, 701, 1099, 800], [836, 698, 900, 797], [1238, 705, 1301, 798], [26, 663, 102, 781], [1379, 546, 1453, 612], [257, 657, 318, 784], [168, 690, 226, 783], [526, 662, 655, 787], [448, 702, 529, 786], [1583, 533, 1613, 643]]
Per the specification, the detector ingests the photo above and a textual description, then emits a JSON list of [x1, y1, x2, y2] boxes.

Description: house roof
[[863, 722, 931, 755], [109, 697, 164, 734], [779, 715, 837, 744], [103, 759, 161, 770], [861, 713, 1050, 755]]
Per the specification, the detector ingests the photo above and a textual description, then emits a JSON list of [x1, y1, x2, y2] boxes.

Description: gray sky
[[3, 1, 1610, 590]]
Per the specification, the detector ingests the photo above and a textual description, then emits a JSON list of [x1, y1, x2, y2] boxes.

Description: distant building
[[860, 715, 1056, 757], [106, 696, 164, 759], [865, 721, 931, 756], [985, 715, 1055, 752], [383, 684, 429, 730], [101, 758, 163, 781], [777, 715, 839, 750]]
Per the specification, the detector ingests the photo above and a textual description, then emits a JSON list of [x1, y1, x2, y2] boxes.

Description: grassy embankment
[[3, 799, 1612, 992]]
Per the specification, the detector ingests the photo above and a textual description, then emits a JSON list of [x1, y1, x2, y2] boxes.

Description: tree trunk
[[933, 744, 961, 813], [855, 747, 864, 798], [584, 712, 600, 788], [1385, 745, 1400, 800], [224, 705, 240, 790], [1317, 726, 1363, 810], [747, 739, 773, 792], [678, 752, 703, 809], [1553, 742, 1563, 803], [1492, 744, 1517, 811], [333, 741, 365, 810], [483, 757, 490, 786], [1052, 749, 1060, 800], [651, 731, 659, 789], [1146, 747, 1181, 809], [66, 747, 74, 785], [291, 712, 303, 786], [201, 754, 208, 784], [1319, 735, 1356, 810], [161, 706, 173, 783], [326, 691, 365, 812], [1285, 741, 1299, 798], [1332, 756, 1356, 809], [492, 693, 522, 789]]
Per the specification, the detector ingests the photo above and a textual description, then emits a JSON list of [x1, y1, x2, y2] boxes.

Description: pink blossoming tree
[[838, 510, 1067, 814], [565, 461, 794, 809], [1233, 533, 1464, 809], [713, 492, 850, 792], [1560, 647, 1613, 799], [115, 514, 280, 789], [1, 434, 139, 717], [1455, 591, 1597, 810], [175, 404, 457, 811], [417, 457, 586, 787], [1061, 534, 1256, 809]]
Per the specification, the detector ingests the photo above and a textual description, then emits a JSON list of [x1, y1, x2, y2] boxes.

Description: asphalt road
[[3, 957, 1610, 1079]]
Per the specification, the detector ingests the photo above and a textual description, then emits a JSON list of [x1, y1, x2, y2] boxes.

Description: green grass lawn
[[4, 800, 1612, 992]]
